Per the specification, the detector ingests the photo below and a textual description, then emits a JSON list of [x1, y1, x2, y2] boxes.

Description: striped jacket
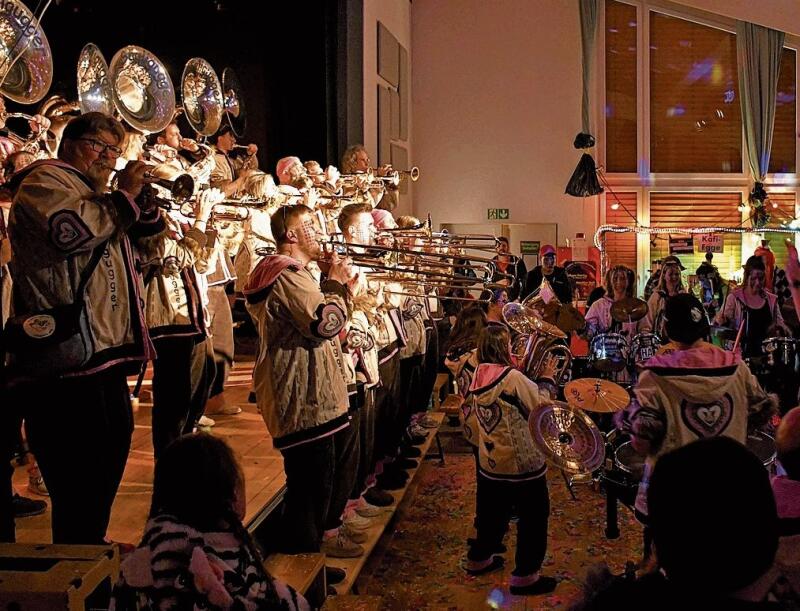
[[112, 514, 308, 610]]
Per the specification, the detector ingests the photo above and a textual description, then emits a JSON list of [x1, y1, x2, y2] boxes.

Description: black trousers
[[0, 383, 17, 542], [396, 355, 424, 445], [351, 387, 376, 500], [24, 367, 133, 544], [325, 413, 359, 530], [468, 475, 550, 577], [279, 421, 358, 553], [418, 324, 439, 412], [151, 335, 207, 460], [374, 354, 400, 460]]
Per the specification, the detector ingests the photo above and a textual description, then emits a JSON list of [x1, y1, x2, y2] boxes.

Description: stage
[[12, 360, 285, 545]]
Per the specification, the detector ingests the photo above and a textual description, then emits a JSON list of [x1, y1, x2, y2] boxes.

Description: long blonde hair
[[656, 261, 684, 295]]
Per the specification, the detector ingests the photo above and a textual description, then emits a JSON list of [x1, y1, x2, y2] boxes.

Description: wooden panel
[[390, 143, 408, 195], [399, 45, 409, 140], [604, 192, 638, 271], [649, 192, 742, 278], [377, 22, 399, 86], [769, 48, 796, 174], [378, 85, 391, 165], [605, 0, 638, 172], [390, 88, 400, 139]]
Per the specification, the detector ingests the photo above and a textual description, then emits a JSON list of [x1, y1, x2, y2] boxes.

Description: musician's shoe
[[509, 575, 558, 596], [204, 395, 242, 416], [322, 530, 364, 558], [340, 522, 368, 544], [325, 566, 346, 585], [392, 457, 418, 470], [399, 445, 422, 458], [414, 414, 440, 429], [464, 555, 504, 576], [344, 510, 373, 529], [376, 471, 407, 491], [12, 494, 46, 518], [363, 487, 394, 507], [197, 415, 216, 428]]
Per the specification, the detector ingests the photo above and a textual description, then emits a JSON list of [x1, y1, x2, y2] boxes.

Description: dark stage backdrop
[[11, 0, 363, 174]]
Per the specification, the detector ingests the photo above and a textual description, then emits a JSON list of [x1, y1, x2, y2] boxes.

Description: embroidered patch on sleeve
[[48, 210, 93, 252], [312, 302, 346, 338]]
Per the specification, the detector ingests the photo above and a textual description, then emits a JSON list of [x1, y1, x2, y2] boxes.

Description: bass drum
[[629, 333, 661, 367]]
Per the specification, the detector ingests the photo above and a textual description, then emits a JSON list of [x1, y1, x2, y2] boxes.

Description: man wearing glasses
[[6, 112, 158, 544]]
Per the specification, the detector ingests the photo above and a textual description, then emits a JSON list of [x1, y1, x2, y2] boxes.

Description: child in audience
[[111, 433, 309, 610], [464, 325, 558, 596]]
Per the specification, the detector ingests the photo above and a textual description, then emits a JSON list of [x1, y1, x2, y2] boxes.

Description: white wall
[[363, 0, 413, 217], [410, 0, 799, 250], [411, 0, 597, 247]]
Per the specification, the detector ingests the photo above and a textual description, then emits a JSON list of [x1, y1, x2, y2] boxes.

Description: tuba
[[109, 45, 175, 134], [503, 302, 573, 386], [77, 43, 114, 116], [221, 67, 246, 137], [0, 0, 52, 105]]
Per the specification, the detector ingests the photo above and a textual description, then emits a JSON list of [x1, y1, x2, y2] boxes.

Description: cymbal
[[528, 401, 605, 475], [611, 297, 648, 323], [564, 378, 630, 413]]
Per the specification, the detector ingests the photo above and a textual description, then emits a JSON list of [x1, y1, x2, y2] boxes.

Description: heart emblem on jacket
[[680, 393, 733, 438], [476, 403, 502, 435]]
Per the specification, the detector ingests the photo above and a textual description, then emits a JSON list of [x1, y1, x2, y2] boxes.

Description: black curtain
[[11, 0, 363, 174]]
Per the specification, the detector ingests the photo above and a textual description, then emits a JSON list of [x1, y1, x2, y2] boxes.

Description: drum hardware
[[610, 297, 648, 324], [762, 337, 798, 369], [589, 333, 629, 372], [522, 277, 586, 334], [563, 378, 630, 413], [746, 431, 777, 472]]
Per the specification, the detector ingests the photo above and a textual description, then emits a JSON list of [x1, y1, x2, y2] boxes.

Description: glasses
[[78, 137, 122, 159]]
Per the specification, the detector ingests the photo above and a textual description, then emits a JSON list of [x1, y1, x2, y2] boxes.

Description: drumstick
[[731, 318, 745, 353]]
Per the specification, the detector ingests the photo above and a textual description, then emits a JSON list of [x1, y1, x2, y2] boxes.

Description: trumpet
[[0, 112, 46, 154], [108, 163, 195, 204], [370, 166, 420, 186]]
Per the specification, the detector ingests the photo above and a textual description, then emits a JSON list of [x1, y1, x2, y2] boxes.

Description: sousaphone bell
[[181, 57, 223, 136], [0, 0, 52, 104], [109, 45, 175, 134]]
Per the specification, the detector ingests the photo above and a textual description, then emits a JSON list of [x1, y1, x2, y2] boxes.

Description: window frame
[[597, 0, 800, 292]]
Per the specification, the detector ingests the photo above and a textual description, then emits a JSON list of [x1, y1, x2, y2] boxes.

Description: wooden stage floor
[[12, 360, 285, 545]]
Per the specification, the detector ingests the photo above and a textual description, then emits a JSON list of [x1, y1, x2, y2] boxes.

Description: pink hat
[[275, 156, 301, 184], [541, 244, 556, 257], [371, 208, 395, 230]]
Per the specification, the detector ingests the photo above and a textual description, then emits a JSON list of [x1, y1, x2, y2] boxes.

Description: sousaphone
[[77, 43, 114, 115], [181, 58, 223, 136], [0, 0, 52, 104], [222, 66, 246, 137], [109, 45, 175, 134]]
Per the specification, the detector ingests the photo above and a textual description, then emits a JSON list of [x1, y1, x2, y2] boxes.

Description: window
[[605, 0, 638, 172], [762, 192, 796, 267], [604, 192, 638, 269], [649, 12, 742, 173], [649, 192, 743, 277], [769, 48, 797, 174]]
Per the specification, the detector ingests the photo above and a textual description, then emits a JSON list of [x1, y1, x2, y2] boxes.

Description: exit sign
[[488, 208, 510, 220]]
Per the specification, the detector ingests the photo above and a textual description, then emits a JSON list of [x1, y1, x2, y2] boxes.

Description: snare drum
[[746, 432, 777, 470], [590, 333, 629, 372], [630, 333, 661, 366], [761, 337, 799, 369], [613, 440, 645, 481]]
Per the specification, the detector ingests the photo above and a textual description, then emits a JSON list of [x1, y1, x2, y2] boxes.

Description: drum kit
[[588, 296, 658, 376]]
